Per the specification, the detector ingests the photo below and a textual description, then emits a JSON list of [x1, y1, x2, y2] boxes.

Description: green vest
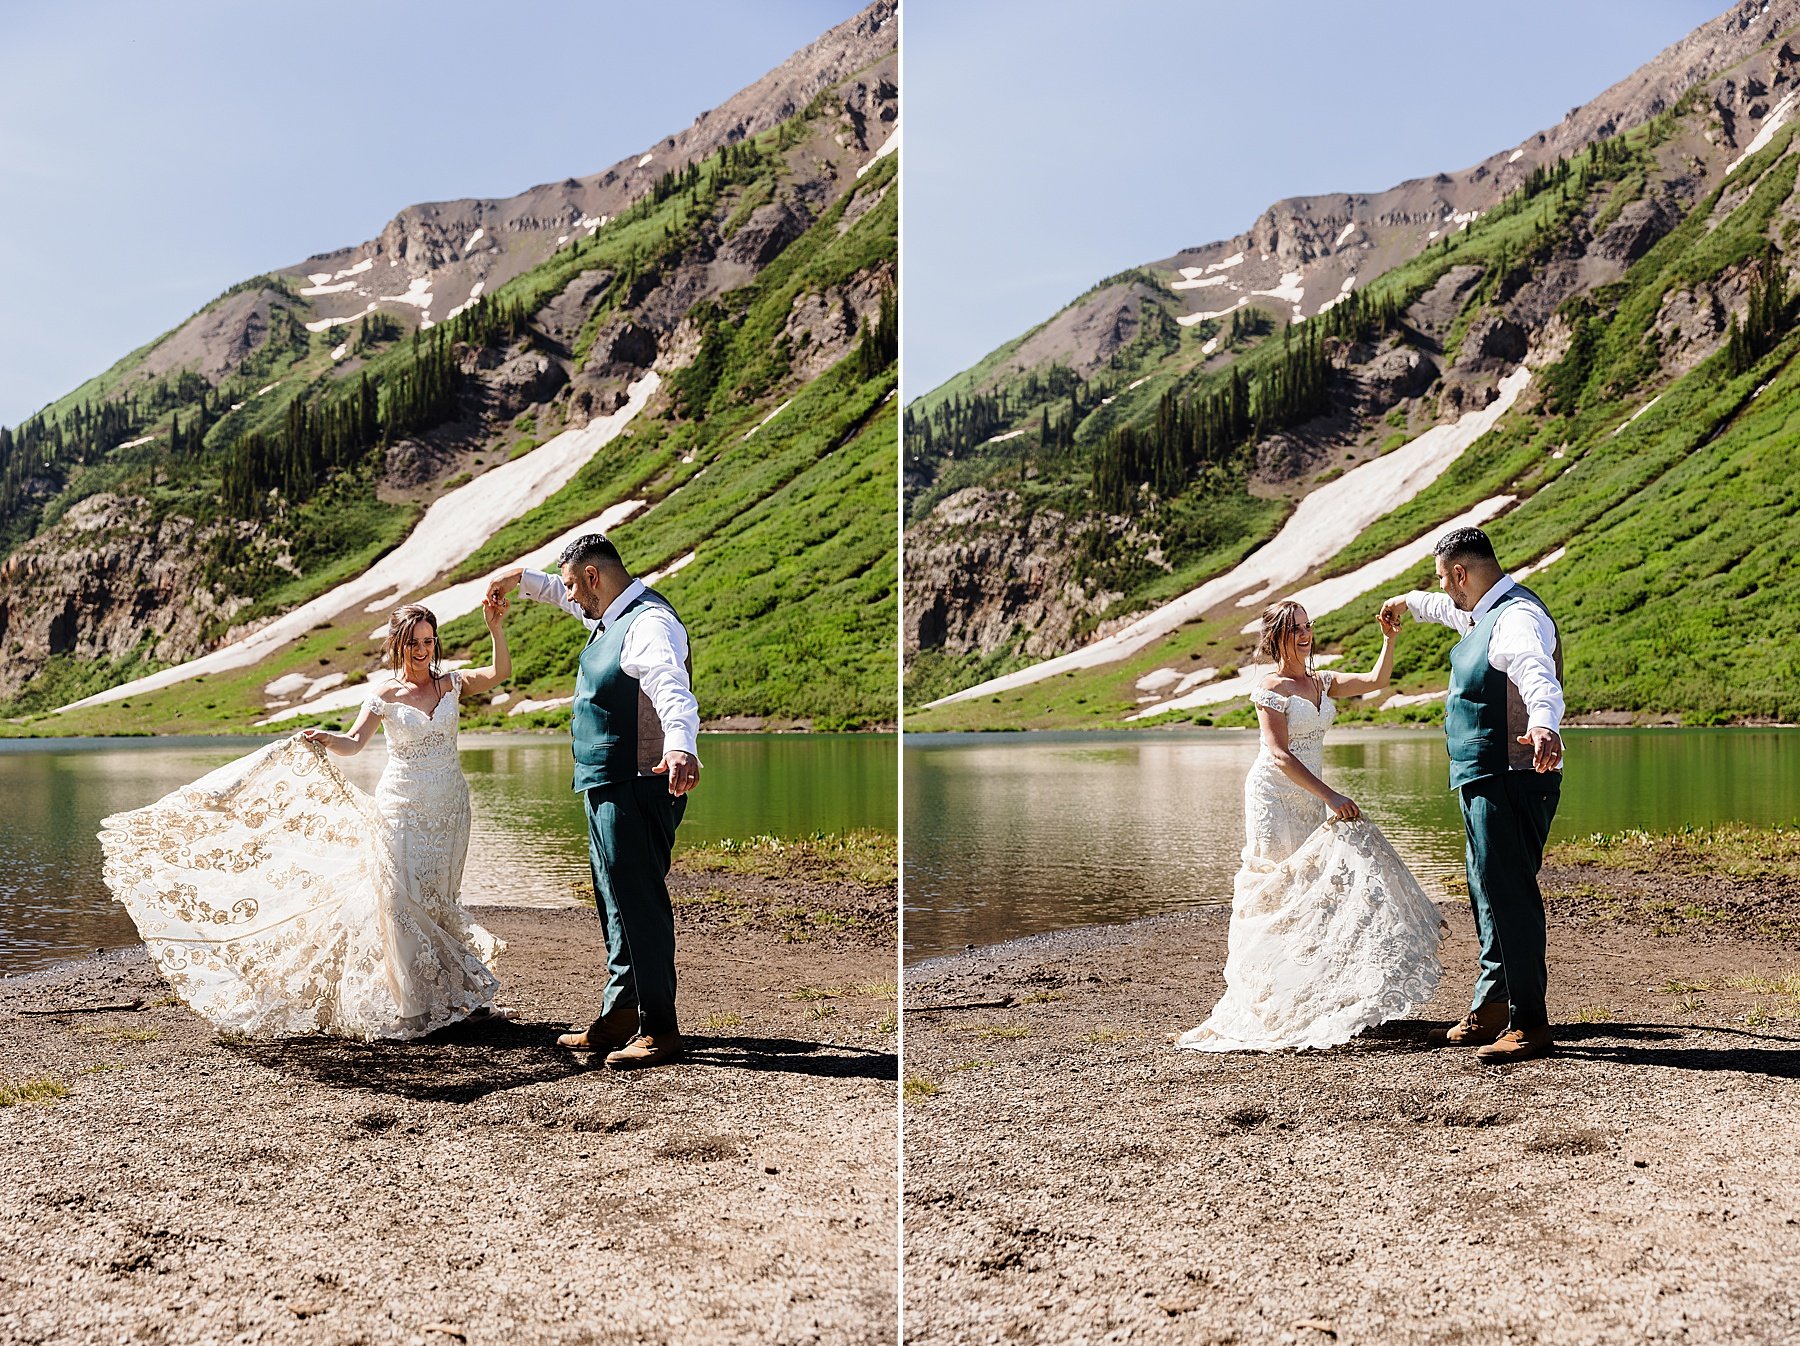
[[1444, 582, 1562, 790], [570, 587, 685, 792]]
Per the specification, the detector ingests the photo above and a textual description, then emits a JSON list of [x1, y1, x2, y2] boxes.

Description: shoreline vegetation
[[0, 833, 898, 1343], [0, 717, 901, 741], [902, 822, 1800, 1343]]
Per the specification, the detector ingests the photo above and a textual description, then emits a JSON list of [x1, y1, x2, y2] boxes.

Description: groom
[[1382, 526, 1564, 1065], [487, 534, 700, 1070]]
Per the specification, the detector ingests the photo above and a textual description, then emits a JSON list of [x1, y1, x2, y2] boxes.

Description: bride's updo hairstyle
[[1256, 599, 1314, 674], [383, 603, 441, 677]]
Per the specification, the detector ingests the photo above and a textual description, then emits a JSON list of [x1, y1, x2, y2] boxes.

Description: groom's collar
[[599, 578, 646, 629], [1470, 573, 1518, 621]]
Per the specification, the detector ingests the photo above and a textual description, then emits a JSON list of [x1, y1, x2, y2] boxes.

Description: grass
[[0, 1077, 69, 1106], [700, 1011, 745, 1031], [902, 1076, 940, 1103], [5, 82, 897, 734], [674, 831, 896, 889], [909, 101, 1800, 729], [1549, 824, 1800, 881]]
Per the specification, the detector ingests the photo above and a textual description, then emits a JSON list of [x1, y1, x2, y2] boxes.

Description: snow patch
[[257, 383, 278, 396], [1507, 148, 1525, 164], [1234, 496, 1515, 630], [59, 375, 662, 713], [370, 496, 652, 637], [1135, 668, 1181, 692], [1170, 274, 1232, 291], [742, 398, 794, 439], [300, 280, 357, 296], [330, 343, 348, 361], [638, 153, 655, 167], [930, 367, 1532, 708], [1381, 690, 1446, 710], [258, 663, 467, 727], [1200, 336, 1219, 356], [1333, 222, 1357, 247], [1127, 376, 1150, 391], [1177, 297, 1247, 326], [985, 429, 1026, 444], [1252, 270, 1305, 305], [1125, 655, 1339, 722], [306, 273, 332, 286], [1613, 394, 1661, 434], [510, 695, 575, 718], [1515, 546, 1566, 580], [116, 434, 156, 450], [462, 228, 485, 253], [305, 303, 377, 333], [857, 123, 900, 177], [645, 551, 696, 585], [1726, 87, 1800, 174], [334, 258, 373, 280], [382, 277, 433, 310], [1205, 252, 1245, 274]]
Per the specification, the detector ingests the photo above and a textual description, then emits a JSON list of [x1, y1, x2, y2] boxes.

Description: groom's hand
[[1379, 596, 1410, 627], [1518, 728, 1563, 773], [653, 750, 700, 796], [485, 567, 524, 606]]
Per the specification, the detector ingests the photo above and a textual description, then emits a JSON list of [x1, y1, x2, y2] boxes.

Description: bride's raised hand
[[482, 592, 509, 630], [1378, 607, 1402, 638]]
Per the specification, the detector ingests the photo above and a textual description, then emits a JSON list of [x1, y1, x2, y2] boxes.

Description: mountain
[[903, 0, 1800, 729], [0, 1, 897, 734]]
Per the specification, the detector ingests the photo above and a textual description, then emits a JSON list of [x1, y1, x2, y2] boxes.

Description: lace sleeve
[[1249, 688, 1289, 713], [362, 690, 387, 718]]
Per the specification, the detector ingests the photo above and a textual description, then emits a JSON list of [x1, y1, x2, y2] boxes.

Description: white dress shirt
[[1406, 574, 1565, 741], [519, 570, 701, 761]]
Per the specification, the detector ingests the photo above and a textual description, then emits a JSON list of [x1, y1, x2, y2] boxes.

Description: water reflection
[[0, 732, 895, 974], [904, 727, 1800, 961]]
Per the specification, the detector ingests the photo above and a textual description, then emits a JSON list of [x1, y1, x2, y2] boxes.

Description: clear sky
[[0, 0, 864, 428], [904, 0, 1732, 400]]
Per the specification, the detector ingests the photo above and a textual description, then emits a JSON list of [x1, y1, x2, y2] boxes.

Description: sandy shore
[[0, 866, 898, 1346], [902, 857, 1800, 1345]]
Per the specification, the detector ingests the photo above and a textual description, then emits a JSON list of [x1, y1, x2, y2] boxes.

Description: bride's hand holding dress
[[98, 597, 515, 1041], [1176, 607, 1444, 1053]]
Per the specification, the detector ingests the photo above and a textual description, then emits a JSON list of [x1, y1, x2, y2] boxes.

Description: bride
[[99, 595, 514, 1040], [1175, 599, 1444, 1052]]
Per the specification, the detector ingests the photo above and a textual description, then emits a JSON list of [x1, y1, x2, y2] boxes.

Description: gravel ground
[[0, 871, 899, 1346], [902, 865, 1800, 1345]]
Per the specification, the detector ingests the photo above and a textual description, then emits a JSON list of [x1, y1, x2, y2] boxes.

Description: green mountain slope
[[0, 27, 897, 734], [904, 26, 1800, 730]]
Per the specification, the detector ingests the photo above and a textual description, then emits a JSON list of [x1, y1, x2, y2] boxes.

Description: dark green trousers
[[1459, 769, 1560, 1030], [584, 776, 686, 1036]]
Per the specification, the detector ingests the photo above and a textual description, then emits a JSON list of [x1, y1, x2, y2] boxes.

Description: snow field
[[56, 374, 662, 713], [1727, 87, 1800, 174], [928, 366, 1531, 708]]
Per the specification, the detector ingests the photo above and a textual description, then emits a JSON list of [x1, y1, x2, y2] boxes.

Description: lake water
[[0, 732, 896, 975], [903, 727, 1799, 962]]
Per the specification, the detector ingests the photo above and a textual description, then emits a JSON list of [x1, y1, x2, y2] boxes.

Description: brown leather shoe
[[1476, 1025, 1553, 1064], [603, 1032, 682, 1071], [556, 1003, 639, 1053], [1427, 1002, 1509, 1047]]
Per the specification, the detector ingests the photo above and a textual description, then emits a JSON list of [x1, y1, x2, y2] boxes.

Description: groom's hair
[[1434, 527, 1498, 568], [559, 534, 625, 575]]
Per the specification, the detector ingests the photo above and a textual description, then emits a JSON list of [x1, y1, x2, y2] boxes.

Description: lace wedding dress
[[99, 672, 503, 1040], [1176, 671, 1443, 1052]]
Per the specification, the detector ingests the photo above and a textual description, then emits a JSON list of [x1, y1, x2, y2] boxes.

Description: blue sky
[[904, 0, 1732, 399], [0, 0, 862, 427]]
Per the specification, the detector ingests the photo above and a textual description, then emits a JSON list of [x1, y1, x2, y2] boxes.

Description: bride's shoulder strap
[[1249, 685, 1289, 713]]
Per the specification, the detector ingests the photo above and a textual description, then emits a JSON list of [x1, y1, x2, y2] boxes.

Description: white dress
[[1176, 672, 1444, 1052], [98, 671, 503, 1040]]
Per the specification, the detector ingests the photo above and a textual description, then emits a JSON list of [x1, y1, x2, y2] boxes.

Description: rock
[[722, 201, 810, 269], [1591, 197, 1676, 266]]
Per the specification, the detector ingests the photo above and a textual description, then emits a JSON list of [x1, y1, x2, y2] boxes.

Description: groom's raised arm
[[490, 566, 600, 630], [1391, 590, 1472, 633]]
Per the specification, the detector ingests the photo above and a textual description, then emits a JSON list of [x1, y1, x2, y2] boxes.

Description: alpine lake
[[904, 727, 1799, 962], [0, 731, 897, 974]]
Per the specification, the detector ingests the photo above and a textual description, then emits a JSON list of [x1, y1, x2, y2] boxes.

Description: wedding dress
[[99, 671, 503, 1039], [1176, 671, 1443, 1052]]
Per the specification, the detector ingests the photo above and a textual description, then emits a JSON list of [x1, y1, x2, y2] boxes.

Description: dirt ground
[[0, 870, 899, 1346], [902, 861, 1800, 1345]]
